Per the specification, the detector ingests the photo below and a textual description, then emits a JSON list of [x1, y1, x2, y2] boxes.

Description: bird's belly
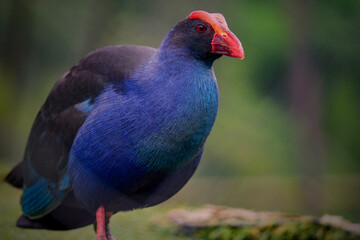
[[109, 156, 200, 211], [69, 147, 201, 213]]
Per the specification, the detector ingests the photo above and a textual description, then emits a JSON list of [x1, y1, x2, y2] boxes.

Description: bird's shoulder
[[44, 45, 157, 114], [70, 45, 157, 83]]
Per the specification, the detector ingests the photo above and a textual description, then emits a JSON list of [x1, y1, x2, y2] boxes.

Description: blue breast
[[68, 53, 218, 212]]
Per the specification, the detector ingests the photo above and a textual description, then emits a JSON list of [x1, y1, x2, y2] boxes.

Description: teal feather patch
[[22, 175, 69, 219]]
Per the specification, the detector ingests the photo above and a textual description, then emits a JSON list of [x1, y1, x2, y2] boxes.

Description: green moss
[[186, 222, 360, 240]]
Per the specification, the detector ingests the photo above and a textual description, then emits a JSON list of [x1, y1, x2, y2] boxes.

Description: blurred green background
[[0, 0, 360, 238]]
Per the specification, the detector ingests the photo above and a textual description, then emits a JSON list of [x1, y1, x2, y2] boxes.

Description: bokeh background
[[1, 0, 359, 238]]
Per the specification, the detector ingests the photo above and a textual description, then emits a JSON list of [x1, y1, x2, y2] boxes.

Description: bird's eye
[[196, 24, 206, 33]]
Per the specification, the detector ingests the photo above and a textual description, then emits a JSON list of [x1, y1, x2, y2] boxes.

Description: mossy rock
[[165, 205, 360, 240]]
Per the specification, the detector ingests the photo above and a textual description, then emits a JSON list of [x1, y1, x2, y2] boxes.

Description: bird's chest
[[138, 91, 216, 167], [130, 78, 218, 170]]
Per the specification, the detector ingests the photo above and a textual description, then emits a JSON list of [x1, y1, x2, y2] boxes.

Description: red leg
[[96, 205, 107, 240]]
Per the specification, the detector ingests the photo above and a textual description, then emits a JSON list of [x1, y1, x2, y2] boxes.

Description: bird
[[5, 10, 244, 240]]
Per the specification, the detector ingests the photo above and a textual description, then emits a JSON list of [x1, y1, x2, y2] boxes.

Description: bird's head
[[163, 10, 244, 62]]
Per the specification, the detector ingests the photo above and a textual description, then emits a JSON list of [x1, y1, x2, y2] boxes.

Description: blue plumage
[[5, 10, 244, 238], [68, 48, 218, 213]]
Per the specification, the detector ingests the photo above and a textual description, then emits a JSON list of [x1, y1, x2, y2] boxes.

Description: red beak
[[211, 31, 244, 59], [189, 11, 245, 60]]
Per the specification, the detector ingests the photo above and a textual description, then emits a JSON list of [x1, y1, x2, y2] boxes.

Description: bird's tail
[[4, 162, 24, 188], [16, 200, 95, 230]]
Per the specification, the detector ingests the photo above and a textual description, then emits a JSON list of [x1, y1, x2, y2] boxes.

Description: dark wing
[[6, 45, 156, 219]]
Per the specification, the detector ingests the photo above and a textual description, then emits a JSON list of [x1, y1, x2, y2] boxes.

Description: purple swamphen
[[5, 10, 244, 240]]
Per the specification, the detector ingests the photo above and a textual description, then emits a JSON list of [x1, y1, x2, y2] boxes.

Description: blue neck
[[125, 44, 218, 170]]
